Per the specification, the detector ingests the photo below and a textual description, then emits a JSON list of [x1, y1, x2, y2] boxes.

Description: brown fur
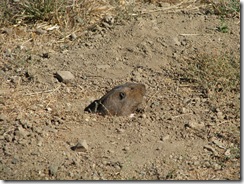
[[84, 83, 146, 116]]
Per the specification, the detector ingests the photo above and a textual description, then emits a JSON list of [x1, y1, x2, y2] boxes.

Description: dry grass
[[180, 52, 240, 146]]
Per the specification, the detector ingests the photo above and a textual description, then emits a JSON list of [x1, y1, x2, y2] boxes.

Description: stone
[[55, 71, 75, 83], [96, 64, 110, 70], [4, 134, 13, 142], [161, 135, 170, 141], [15, 127, 29, 138], [116, 128, 125, 133], [103, 15, 114, 25], [71, 140, 88, 152], [212, 138, 226, 149], [173, 37, 181, 46], [0, 114, 7, 121], [187, 121, 205, 129], [225, 149, 231, 156], [35, 29, 47, 35], [49, 164, 59, 176], [69, 33, 77, 41], [203, 145, 218, 156]]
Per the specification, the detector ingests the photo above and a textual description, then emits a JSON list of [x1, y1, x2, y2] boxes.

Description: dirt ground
[[0, 1, 240, 180]]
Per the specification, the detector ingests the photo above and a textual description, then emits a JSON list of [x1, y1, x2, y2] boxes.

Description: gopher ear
[[119, 92, 126, 100]]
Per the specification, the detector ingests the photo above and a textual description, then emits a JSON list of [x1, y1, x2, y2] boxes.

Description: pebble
[[15, 127, 29, 138], [180, 107, 188, 114], [96, 64, 110, 70], [71, 140, 88, 152], [3, 144, 12, 156], [160, 135, 170, 142], [49, 164, 59, 176], [217, 111, 224, 119], [116, 128, 125, 133], [213, 163, 221, 170], [142, 114, 147, 119], [203, 145, 218, 156], [103, 15, 114, 25], [187, 121, 205, 129], [173, 37, 181, 46], [11, 157, 19, 164], [0, 114, 6, 121], [35, 29, 47, 35], [33, 127, 43, 134], [212, 138, 226, 149], [69, 33, 77, 41], [224, 149, 231, 156], [4, 134, 13, 142], [123, 146, 130, 152], [55, 71, 75, 83], [159, 2, 170, 7], [37, 137, 43, 147], [42, 52, 50, 59]]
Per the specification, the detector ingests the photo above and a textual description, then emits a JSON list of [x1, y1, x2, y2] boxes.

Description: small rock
[[11, 157, 19, 164], [25, 121, 33, 129], [203, 145, 218, 156], [142, 114, 147, 119], [96, 64, 110, 70], [35, 29, 47, 35], [0, 28, 12, 35], [0, 114, 7, 121], [33, 127, 43, 134], [116, 128, 125, 133], [172, 52, 179, 60], [55, 71, 75, 83], [4, 134, 13, 142], [71, 140, 88, 152], [217, 111, 224, 119], [15, 127, 29, 138], [3, 144, 12, 156], [173, 37, 181, 46], [9, 76, 21, 84], [158, 2, 170, 7], [187, 121, 205, 129], [212, 138, 226, 149], [161, 135, 170, 141], [103, 15, 114, 25], [180, 107, 188, 114], [213, 163, 221, 170], [123, 146, 130, 152], [37, 137, 43, 147], [69, 33, 77, 41], [46, 107, 52, 112], [42, 52, 50, 59], [193, 161, 200, 166], [49, 164, 59, 176], [225, 149, 231, 156]]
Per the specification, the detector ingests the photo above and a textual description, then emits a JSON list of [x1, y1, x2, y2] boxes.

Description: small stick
[[171, 113, 193, 120], [24, 85, 61, 96], [179, 33, 214, 36]]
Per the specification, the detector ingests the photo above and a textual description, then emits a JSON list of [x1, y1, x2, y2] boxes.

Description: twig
[[23, 85, 61, 96], [171, 113, 193, 120], [179, 33, 214, 36]]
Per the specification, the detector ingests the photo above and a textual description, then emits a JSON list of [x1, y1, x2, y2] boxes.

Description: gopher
[[84, 83, 146, 116]]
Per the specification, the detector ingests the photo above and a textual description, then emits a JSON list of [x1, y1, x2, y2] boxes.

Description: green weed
[[217, 18, 229, 33], [206, 0, 240, 17]]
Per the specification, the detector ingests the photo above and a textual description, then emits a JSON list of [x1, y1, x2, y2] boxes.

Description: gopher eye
[[119, 92, 126, 100]]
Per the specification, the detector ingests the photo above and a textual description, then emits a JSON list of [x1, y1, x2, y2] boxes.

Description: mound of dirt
[[0, 2, 240, 180]]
